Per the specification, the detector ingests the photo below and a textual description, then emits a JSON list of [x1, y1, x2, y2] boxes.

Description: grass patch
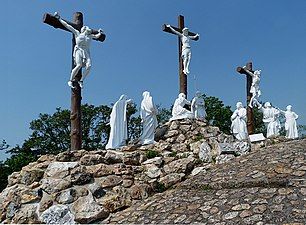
[[146, 150, 159, 159]]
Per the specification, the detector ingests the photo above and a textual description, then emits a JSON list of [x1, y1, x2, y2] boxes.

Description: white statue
[[166, 25, 199, 75], [191, 91, 206, 119], [257, 102, 281, 138], [279, 105, 299, 139], [231, 102, 248, 140], [54, 12, 104, 89], [140, 91, 158, 145], [170, 93, 194, 121], [106, 95, 133, 149], [243, 66, 262, 108]]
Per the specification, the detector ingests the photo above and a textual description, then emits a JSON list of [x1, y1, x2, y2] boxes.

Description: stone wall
[[0, 119, 257, 224]]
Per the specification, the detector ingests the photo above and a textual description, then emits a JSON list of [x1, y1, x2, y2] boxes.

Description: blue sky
[[2, 0, 306, 161]]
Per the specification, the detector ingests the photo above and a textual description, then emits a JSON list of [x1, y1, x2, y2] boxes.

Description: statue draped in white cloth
[[140, 91, 158, 145], [243, 66, 262, 108], [106, 95, 132, 149], [166, 25, 199, 75], [279, 105, 299, 139], [191, 91, 206, 120], [257, 102, 281, 138], [54, 12, 104, 89], [170, 93, 194, 121], [231, 102, 248, 140]]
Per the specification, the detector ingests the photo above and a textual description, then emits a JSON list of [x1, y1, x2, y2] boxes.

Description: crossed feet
[[68, 80, 83, 89]]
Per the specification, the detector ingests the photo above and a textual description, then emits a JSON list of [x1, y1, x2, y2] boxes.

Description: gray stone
[[199, 142, 212, 162], [216, 154, 235, 164], [105, 150, 124, 163], [40, 204, 75, 224], [40, 178, 71, 194], [163, 157, 195, 174], [44, 162, 78, 178], [97, 175, 122, 188], [145, 164, 162, 179], [142, 157, 163, 167], [56, 188, 77, 204], [159, 173, 185, 188], [72, 193, 109, 223], [88, 183, 106, 198], [79, 154, 106, 165], [191, 167, 206, 176]]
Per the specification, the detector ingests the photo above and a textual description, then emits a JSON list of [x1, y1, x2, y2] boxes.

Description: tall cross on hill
[[236, 62, 256, 134], [162, 15, 199, 98], [43, 12, 106, 151]]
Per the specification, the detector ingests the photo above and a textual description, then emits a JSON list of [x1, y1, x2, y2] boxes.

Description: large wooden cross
[[43, 12, 106, 150], [236, 62, 255, 134], [162, 15, 199, 98]]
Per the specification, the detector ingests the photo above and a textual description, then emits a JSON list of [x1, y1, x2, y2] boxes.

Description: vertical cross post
[[178, 15, 187, 97], [236, 62, 255, 134], [70, 12, 83, 151], [43, 12, 105, 151]]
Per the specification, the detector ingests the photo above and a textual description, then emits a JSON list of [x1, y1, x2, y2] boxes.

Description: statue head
[[142, 91, 150, 98], [286, 105, 292, 111], [182, 27, 189, 35], [179, 93, 186, 99], [81, 26, 91, 35], [264, 102, 271, 108], [236, 102, 243, 109], [195, 91, 202, 97], [119, 94, 128, 101]]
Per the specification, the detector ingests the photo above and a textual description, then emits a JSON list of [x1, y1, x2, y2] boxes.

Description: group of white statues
[[106, 91, 206, 149], [231, 101, 299, 140]]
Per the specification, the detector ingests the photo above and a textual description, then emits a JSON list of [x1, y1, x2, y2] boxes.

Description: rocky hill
[[0, 119, 305, 224]]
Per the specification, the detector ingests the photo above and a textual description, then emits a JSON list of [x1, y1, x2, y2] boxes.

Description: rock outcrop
[[1, 118, 300, 224]]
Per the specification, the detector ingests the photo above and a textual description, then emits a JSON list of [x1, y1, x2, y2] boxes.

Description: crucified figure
[[243, 66, 262, 108], [166, 25, 199, 75], [54, 12, 104, 89]]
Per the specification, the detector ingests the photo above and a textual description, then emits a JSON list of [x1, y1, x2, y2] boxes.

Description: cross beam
[[43, 12, 105, 151], [162, 15, 199, 98], [236, 62, 255, 134]]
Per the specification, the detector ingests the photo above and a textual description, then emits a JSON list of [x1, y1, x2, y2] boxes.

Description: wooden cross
[[43, 12, 106, 151], [236, 62, 255, 134], [162, 15, 199, 98]]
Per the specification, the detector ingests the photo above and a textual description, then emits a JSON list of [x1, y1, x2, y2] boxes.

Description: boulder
[[163, 157, 195, 174], [199, 141, 212, 162], [44, 162, 78, 179], [40, 204, 75, 224], [145, 164, 162, 179], [72, 193, 109, 223], [159, 173, 185, 188]]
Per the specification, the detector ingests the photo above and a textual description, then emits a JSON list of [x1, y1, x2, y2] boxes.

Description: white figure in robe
[[139, 91, 158, 145], [106, 95, 133, 149], [231, 102, 248, 140], [279, 105, 299, 139], [170, 93, 194, 121], [191, 91, 206, 120], [257, 102, 281, 138]]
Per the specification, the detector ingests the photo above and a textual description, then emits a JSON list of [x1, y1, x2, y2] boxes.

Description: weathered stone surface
[[88, 183, 106, 198], [159, 173, 185, 188], [163, 157, 195, 174], [142, 157, 163, 167], [56, 188, 77, 204], [11, 203, 39, 224], [70, 166, 93, 185], [40, 178, 71, 194], [85, 163, 114, 177], [104, 139, 306, 224], [101, 186, 132, 212], [19, 168, 44, 185], [44, 162, 78, 178], [80, 154, 106, 165], [191, 167, 206, 176], [97, 175, 123, 188], [105, 150, 124, 163], [145, 164, 162, 179], [129, 184, 151, 200], [72, 193, 109, 223], [40, 204, 75, 224], [199, 141, 212, 162]]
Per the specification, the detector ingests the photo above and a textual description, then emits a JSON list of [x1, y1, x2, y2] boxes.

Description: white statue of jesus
[[243, 66, 262, 108], [170, 93, 194, 121], [166, 25, 199, 75], [54, 12, 104, 89]]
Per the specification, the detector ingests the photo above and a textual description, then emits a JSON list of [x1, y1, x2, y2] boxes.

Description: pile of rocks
[[0, 119, 251, 224]]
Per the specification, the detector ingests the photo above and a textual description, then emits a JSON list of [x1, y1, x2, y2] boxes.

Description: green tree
[[203, 95, 233, 134]]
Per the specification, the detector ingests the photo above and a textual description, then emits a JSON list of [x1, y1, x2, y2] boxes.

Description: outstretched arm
[[54, 12, 79, 36], [91, 29, 104, 39], [166, 24, 183, 37], [243, 66, 255, 77], [190, 33, 200, 40]]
